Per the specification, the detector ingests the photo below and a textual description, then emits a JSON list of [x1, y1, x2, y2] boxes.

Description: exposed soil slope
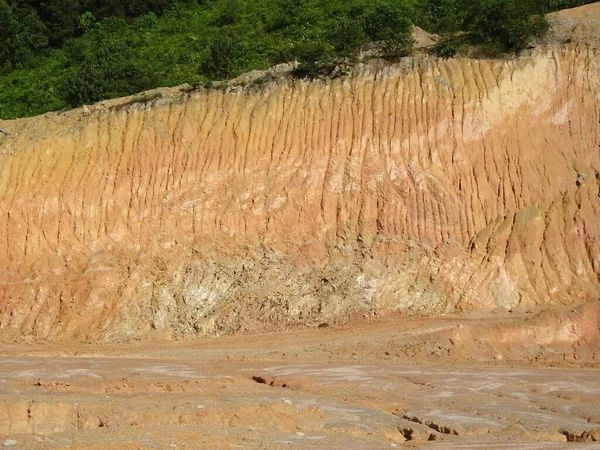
[[0, 4, 599, 342]]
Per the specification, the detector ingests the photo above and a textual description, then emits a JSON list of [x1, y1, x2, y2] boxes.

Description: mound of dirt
[[544, 2, 600, 47], [413, 26, 438, 48]]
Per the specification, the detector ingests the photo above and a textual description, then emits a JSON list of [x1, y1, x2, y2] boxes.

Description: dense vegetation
[[0, 0, 596, 119]]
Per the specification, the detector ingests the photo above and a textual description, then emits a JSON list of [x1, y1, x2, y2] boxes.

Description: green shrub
[[546, 0, 597, 10], [0, 0, 561, 119], [328, 17, 368, 53], [0, 1, 49, 73], [416, 0, 462, 33], [60, 37, 159, 106], [434, 42, 458, 58], [364, 3, 414, 58], [461, 0, 548, 53], [202, 29, 241, 79]]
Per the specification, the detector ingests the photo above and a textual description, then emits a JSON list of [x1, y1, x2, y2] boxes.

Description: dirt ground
[[543, 1, 600, 47], [1, 310, 599, 449]]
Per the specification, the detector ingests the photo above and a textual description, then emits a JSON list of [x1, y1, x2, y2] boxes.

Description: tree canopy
[[0, 0, 594, 119]]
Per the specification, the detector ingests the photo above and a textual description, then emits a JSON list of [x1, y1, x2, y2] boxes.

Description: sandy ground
[[543, 1, 600, 47], [1, 312, 599, 448]]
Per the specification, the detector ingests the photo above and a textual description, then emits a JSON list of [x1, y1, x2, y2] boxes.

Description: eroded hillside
[[0, 45, 599, 342]]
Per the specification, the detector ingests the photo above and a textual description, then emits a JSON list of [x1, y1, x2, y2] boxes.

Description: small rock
[[3, 440, 18, 447], [196, 404, 205, 409]]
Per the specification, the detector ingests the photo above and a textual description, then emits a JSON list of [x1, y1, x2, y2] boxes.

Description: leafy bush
[[417, 0, 551, 54], [363, 3, 414, 58], [434, 42, 458, 58], [203, 29, 242, 80], [462, 0, 549, 53], [60, 37, 159, 106], [217, 0, 241, 26], [292, 42, 340, 79], [0, 0, 567, 119], [0, 1, 49, 73], [415, 0, 462, 33], [546, 0, 597, 9], [328, 17, 368, 53]]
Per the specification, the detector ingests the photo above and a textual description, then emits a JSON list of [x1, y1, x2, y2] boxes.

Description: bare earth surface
[[545, 2, 600, 47], [1, 3, 600, 448], [1, 312, 600, 448]]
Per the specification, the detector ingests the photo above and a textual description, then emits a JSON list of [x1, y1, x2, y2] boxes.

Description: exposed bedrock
[[0, 46, 598, 341]]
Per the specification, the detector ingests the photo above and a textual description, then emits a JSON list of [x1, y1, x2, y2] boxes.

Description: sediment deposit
[[0, 45, 599, 342]]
